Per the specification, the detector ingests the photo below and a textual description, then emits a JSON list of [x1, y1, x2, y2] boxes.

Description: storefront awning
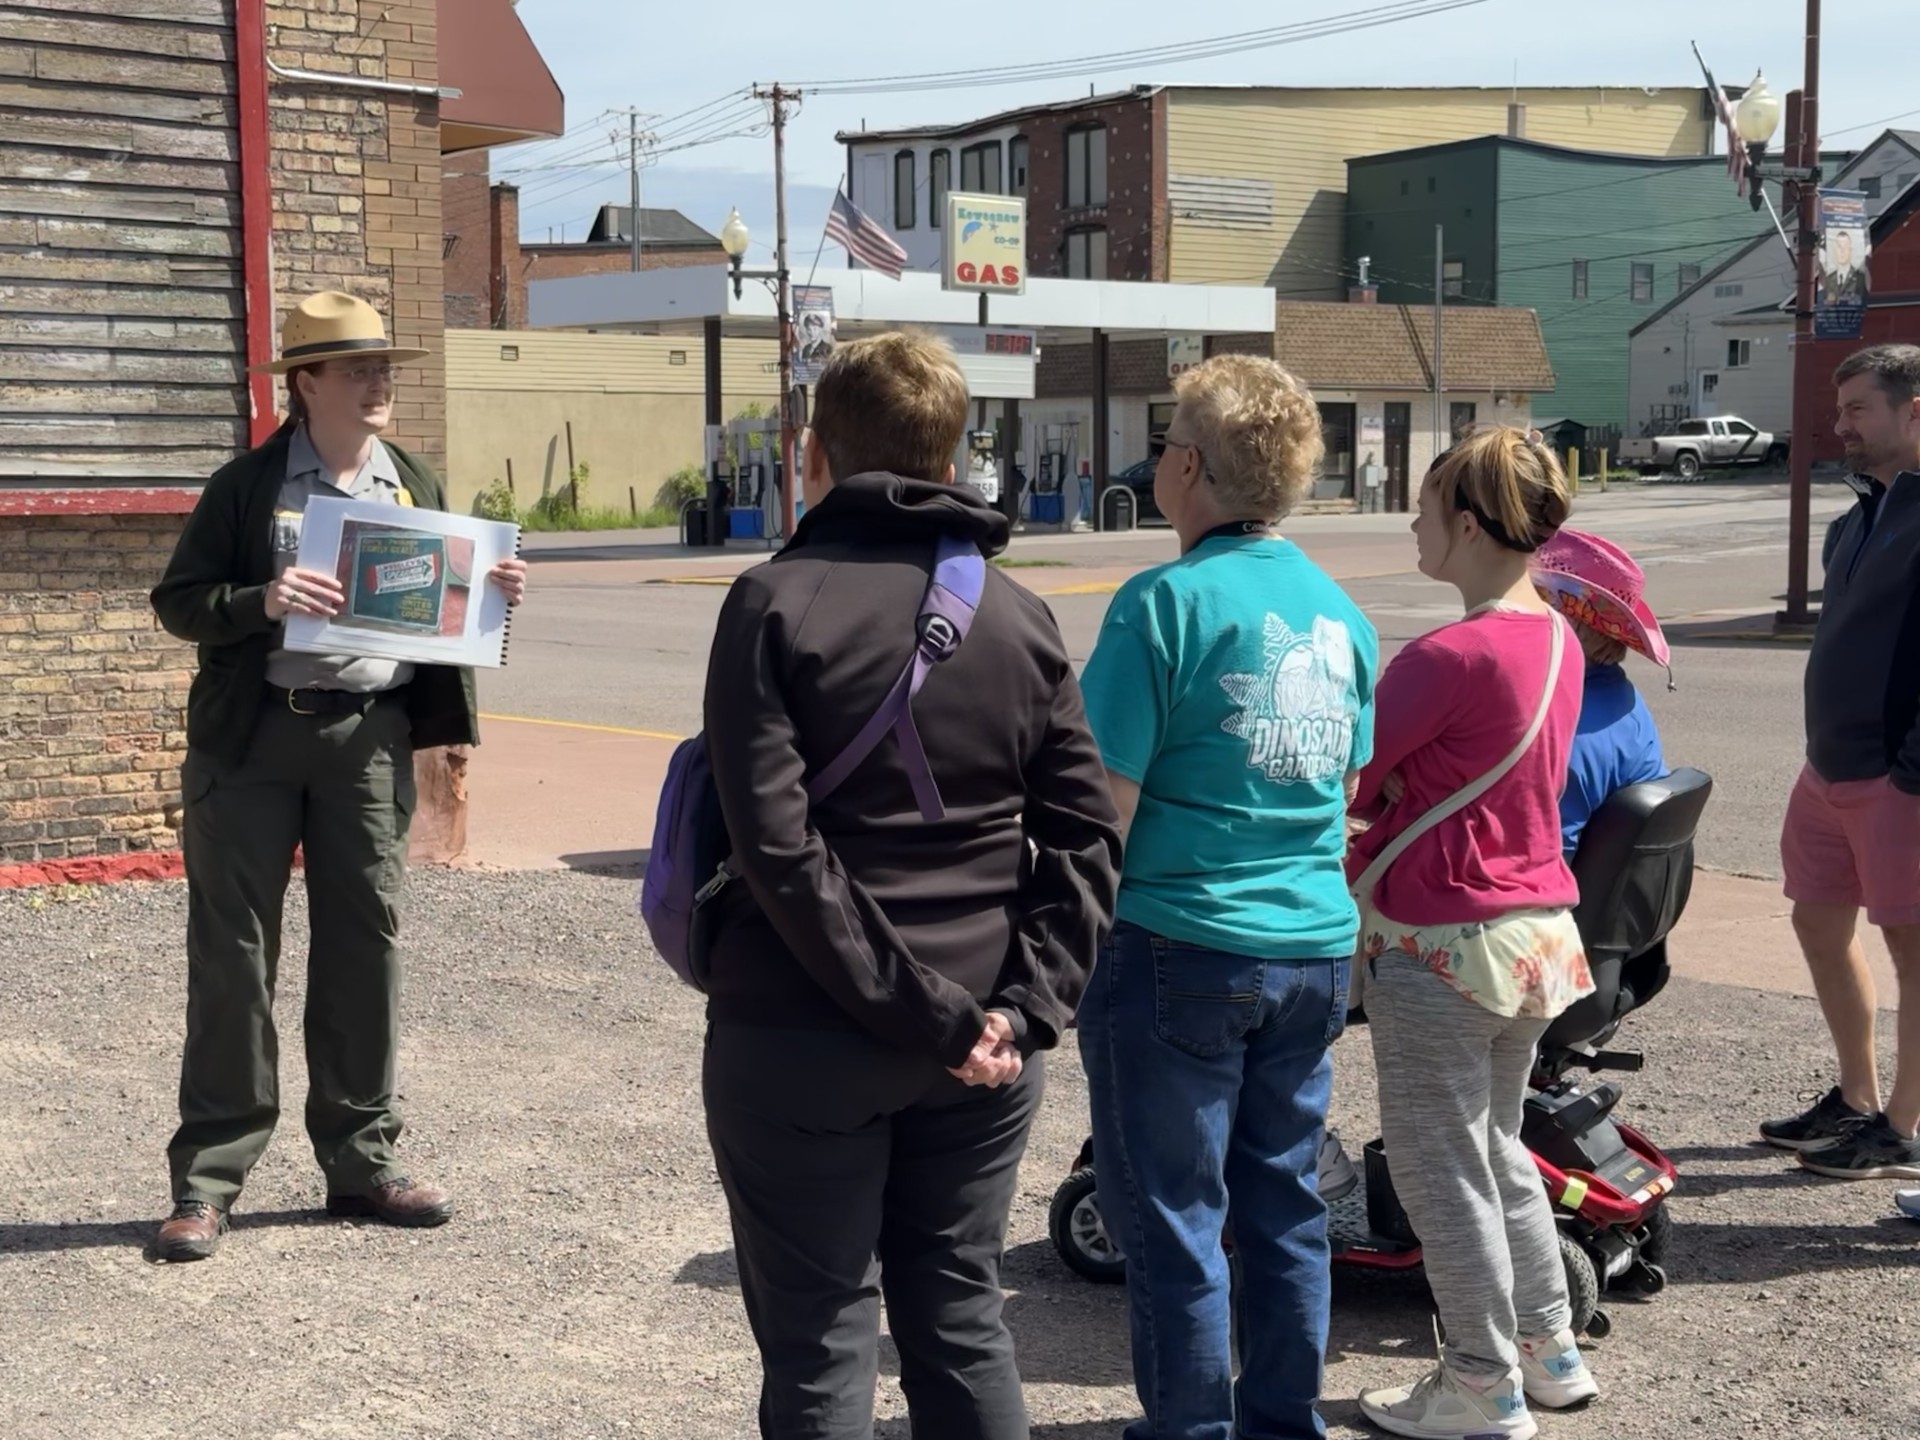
[[439, 0, 564, 154]]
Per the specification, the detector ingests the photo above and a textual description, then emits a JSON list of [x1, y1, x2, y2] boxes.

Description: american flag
[[1694, 47, 1748, 197], [825, 189, 909, 279]]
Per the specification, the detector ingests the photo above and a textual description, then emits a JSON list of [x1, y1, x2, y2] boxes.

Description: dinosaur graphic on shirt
[[1220, 613, 1358, 785]]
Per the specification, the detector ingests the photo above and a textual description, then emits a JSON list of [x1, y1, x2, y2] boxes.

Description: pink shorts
[[1781, 764, 1920, 928]]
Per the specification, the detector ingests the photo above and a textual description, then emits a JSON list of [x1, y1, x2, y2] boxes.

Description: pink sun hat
[[1530, 528, 1672, 671]]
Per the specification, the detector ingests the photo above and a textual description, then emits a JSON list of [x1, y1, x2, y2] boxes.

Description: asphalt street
[[489, 479, 1857, 877]]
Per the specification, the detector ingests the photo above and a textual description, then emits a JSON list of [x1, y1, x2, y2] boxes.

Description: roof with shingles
[[1272, 301, 1556, 393]]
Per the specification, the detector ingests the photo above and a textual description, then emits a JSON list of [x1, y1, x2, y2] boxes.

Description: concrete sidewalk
[[457, 714, 1892, 1007]]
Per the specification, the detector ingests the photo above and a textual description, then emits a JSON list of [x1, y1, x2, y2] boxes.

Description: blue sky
[[502, 0, 1912, 262]]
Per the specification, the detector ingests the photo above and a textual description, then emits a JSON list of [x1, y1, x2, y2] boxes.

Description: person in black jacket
[[700, 331, 1121, 1440]]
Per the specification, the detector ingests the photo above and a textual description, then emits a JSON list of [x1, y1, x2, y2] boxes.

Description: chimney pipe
[[1348, 254, 1378, 304], [1508, 102, 1527, 138]]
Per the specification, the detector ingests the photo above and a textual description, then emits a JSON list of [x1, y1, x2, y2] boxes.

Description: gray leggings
[[1368, 949, 1573, 1379]]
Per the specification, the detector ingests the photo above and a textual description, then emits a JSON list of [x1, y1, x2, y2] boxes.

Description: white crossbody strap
[[1353, 611, 1565, 905]]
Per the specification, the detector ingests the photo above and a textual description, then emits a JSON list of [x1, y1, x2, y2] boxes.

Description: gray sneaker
[[1798, 1114, 1920, 1180], [1318, 1128, 1359, 1201]]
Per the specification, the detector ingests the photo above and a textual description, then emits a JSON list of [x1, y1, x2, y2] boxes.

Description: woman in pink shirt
[[1350, 429, 1597, 1440]]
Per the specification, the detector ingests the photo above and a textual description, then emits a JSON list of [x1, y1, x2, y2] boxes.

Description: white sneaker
[[1517, 1328, 1599, 1410], [1318, 1128, 1359, 1201], [1896, 1188, 1920, 1220], [1358, 1358, 1537, 1440]]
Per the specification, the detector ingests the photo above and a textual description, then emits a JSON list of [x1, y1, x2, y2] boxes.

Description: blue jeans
[[1080, 921, 1347, 1440]]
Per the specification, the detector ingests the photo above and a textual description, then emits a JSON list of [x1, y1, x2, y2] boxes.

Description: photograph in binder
[[286, 497, 520, 669]]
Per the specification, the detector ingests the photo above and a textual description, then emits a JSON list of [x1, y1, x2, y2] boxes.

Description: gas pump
[[1028, 423, 1079, 528], [724, 416, 787, 544], [962, 429, 1001, 506]]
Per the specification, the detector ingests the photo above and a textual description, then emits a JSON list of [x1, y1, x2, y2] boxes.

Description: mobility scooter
[[1049, 768, 1714, 1340]]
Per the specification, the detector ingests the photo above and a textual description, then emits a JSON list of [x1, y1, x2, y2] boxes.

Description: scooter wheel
[[1639, 1205, 1673, 1266], [1049, 1168, 1126, 1284], [1558, 1230, 1601, 1337], [1584, 1307, 1613, 1340]]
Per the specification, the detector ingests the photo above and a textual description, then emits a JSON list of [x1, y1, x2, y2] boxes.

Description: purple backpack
[[640, 534, 987, 988]]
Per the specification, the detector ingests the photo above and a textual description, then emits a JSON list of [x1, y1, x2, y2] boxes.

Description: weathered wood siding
[[0, 0, 246, 482]]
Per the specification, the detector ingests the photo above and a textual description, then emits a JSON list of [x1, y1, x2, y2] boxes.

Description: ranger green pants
[[169, 693, 417, 1206]]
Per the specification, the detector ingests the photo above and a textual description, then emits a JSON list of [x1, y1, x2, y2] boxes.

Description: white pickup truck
[[1619, 416, 1788, 479]]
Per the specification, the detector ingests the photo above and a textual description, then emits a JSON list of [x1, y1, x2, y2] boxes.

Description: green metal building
[[1345, 137, 1774, 429]]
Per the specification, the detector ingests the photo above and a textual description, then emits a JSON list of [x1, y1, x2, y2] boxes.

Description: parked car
[[1112, 457, 1164, 524], [1618, 416, 1788, 479]]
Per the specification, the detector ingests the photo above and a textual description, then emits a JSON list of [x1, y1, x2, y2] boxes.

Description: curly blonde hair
[[1171, 354, 1324, 521]]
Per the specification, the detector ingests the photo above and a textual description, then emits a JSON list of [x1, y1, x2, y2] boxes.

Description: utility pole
[[1781, 0, 1822, 630], [755, 83, 800, 540], [1432, 223, 1446, 462], [628, 109, 643, 273]]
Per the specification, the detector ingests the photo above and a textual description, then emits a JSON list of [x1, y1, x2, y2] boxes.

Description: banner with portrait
[[1815, 189, 1870, 341], [791, 285, 836, 386]]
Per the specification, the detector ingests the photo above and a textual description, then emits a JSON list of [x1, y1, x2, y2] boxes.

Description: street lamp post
[[718, 208, 803, 542]]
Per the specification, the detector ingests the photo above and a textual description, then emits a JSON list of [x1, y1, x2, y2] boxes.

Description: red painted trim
[[235, 0, 278, 446], [0, 851, 185, 890], [0, 488, 201, 516]]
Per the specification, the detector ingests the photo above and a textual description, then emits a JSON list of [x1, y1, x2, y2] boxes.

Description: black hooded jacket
[[699, 473, 1122, 1069]]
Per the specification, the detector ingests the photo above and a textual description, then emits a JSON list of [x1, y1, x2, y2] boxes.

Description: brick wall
[[1038, 339, 1173, 398], [265, 0, 447, 471], [0, 517, 195, 867], [443, 150, 490, 329], [1022, 93, 1159, 282], [489, 183, 525, 329]]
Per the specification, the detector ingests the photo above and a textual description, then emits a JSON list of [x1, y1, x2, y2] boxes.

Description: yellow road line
[[644, 576, 737, 586], [480, 712, 686, 741], [1039, 581, 1122, 596]]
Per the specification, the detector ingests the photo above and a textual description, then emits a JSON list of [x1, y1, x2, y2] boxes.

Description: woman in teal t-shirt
[[1078, 353, 1377, 1440]]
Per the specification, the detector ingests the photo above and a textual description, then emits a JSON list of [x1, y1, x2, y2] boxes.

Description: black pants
[[704, 1023, 1045, 1440]]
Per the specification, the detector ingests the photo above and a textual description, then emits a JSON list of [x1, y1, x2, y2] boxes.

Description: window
[[1675, 419, 1710, 436], [1318, 403, 1357, 483], [1861, 175, 1883, 199], [1442, 258, 1465, 298], [1727, 419, 1756, 437], [1726, 339, 1752, 368], [1010, 136, 1030, 199], [894, 151, 916, 230], [928, 149, 950, 227], [960, 141, 1002, 195], [1427, 176, 1438, 194], [1065, 227, 1108, 279], [1066, 124, 1108, 208], [1572, 259, 1589, 299], [1450, 401, 1478, 441], [1678, 262, 1702, 291], [1630, 262, 1655, 303], [1713, 281, 1745, 299]]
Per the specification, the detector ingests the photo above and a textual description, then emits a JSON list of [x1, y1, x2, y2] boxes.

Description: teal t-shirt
[[1080, 534, 1378, 960]]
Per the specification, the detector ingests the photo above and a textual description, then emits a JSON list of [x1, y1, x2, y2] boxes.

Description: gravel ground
[[4, 869, 1918, 1440]]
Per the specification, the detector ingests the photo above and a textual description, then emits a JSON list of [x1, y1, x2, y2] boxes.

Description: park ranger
[[149, 292, 526, 1261]]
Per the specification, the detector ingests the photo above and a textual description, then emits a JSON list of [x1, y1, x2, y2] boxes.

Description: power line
[[1825, 105, 1920, 141], [789, 0, 1487, 96]]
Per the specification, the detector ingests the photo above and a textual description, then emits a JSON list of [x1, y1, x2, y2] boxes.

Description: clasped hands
[[948, 1012, 1021, 1089]]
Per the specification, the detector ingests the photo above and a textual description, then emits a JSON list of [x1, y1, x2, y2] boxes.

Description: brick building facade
[[0, 0, 561, 881]]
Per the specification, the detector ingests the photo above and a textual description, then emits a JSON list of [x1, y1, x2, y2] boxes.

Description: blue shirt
[[1562, 662, 1668, 858], [1080, 535, 1378, 960]]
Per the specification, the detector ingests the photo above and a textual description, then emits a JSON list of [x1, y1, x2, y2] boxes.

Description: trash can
[[680, 501, 707, 548]]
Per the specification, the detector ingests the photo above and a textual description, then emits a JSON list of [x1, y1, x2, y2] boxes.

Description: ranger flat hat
[[255, 291, 430, 374]]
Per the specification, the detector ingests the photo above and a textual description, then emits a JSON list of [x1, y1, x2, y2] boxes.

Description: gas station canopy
[[528, 265, 1278, 352]]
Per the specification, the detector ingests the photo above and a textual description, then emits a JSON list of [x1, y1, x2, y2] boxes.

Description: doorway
[[1384, 402, 1412, 511]]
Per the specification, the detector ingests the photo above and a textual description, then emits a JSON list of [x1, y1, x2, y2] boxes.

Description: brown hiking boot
[[156, 1200, 228, 1262], [325, 1176, 454, 1228]]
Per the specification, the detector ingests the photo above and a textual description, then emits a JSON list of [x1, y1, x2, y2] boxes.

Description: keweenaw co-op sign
[[943, 193, 1027, 295]]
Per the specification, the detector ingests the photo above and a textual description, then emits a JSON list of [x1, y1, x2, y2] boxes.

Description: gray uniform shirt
[[265, 426, 417, 693]]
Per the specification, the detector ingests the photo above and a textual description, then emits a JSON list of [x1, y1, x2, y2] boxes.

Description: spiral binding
[[498, 527, 522, 668]]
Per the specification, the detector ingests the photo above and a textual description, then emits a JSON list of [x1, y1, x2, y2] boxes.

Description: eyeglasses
[[331, 362, 402, 385], [1152, 433, 1212, 481]]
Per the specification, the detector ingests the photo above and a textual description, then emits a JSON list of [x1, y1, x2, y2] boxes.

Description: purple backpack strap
[[803, 533, 985, 820]]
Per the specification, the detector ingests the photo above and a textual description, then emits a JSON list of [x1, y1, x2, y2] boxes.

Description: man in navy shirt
[[1531, 529, 1671, 857]]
